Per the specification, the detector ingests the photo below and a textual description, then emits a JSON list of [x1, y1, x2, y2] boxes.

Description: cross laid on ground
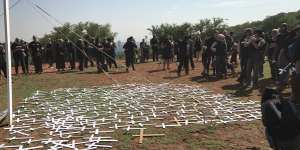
[[132, 129, 165, 144]]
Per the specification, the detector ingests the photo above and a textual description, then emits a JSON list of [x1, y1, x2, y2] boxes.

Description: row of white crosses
[[1, 83, 262, 148]]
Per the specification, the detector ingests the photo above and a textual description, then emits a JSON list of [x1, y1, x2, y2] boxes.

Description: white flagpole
[[3, 0, 13, 126]]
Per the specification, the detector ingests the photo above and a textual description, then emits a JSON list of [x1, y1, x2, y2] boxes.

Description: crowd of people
[[0, 22, 299, 91]]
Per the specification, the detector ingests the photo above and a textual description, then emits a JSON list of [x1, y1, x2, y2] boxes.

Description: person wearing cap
[[123, 37, 137, 72], [29, 36, 43, 74], [211, 34, 228, 79], [0, 43, 7, 78], [245, 29, 266, 87]]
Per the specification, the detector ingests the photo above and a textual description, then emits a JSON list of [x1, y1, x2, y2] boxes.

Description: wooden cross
[[133, 129, 165, 144]]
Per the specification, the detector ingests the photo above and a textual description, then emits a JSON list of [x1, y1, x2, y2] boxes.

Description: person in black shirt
[[29, 36, 43, 74], [194, 36, 202, 62], [76, 39, 85, 71], [12, 38, 27, 74], [245, 29, 266, 87], [55, 39, 66, 72], [45, 39, 54, 68], [202, 32, 217, 77], [238, 28, 253, 84], [0, 43, 7, 78], [64, 39, 76, 70], [107, 38, 118, 69], [95, 38, 107, 73], [123, 37, 137, 72], [277, 23, 292, 88], [267, 29, 280, 80], [177, 37, 190, 76], [140, 39, 150, 63], [21, 40, 30, 73], [211, 34, 227, 79], [150, 36, 159, 62], [161, 38, 173, 70]]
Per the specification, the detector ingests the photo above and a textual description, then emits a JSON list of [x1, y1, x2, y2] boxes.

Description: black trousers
[[56, 54, 65, 70], [32, 55, 43, 73], [78, 55, 85, 71], [202, 52, 214, 75], [0, 58, 7, 77], [125, 53, 135, 70], [152, 47, 159, 62], [178, 56, 189, 75], [13, 52, 27, 74], [69, 51, 76, 70]]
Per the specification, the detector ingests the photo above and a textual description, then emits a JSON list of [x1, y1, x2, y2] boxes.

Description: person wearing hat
[[123, 37, 137, 72], [211, 34, 227, 79], [29, 36, 43, 74], [245, 29, 266, 87]]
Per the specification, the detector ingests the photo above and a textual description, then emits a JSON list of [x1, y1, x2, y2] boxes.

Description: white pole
[[3, 0, 13, 126]]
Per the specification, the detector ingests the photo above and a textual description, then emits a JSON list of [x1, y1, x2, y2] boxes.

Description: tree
[[39, 22, 116, 44]]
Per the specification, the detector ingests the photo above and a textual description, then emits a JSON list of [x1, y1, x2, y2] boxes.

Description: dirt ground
[[0, 60, 276, 149]]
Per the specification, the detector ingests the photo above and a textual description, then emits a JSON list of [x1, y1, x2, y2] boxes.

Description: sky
[[0, 0, 300, 42]]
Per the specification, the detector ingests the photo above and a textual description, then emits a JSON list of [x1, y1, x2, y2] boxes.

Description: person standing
[[95, 38, 107, 72], [45, 39, 54, 68], [76, 39, 85, 71], [202, 32, 218, 77], [65, 39, 76, 70], [55, 39, 66, 72], [123, 37, 137, 72], [107, 38, 118, 69], [246, 29, 266, 87], [211, 34, 228, 79], [150, 36, 159, 62], [29, 36, 43, 74], [277, 23, 293, 88], [177, 37, 190, 76], [238, 28, 253, 84], [267, 29, 280, 80], [161, 38, 173, 70], [187, 36, 195, 70], [12, 38, 27, 74], [0, 43, 7, 78], [140, 39, 150, 63]]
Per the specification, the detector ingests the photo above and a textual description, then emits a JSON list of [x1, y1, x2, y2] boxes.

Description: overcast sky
[[0, 0, 300, 42]]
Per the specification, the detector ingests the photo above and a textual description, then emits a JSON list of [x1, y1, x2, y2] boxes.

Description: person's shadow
[[190, 75, 220, 83]]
